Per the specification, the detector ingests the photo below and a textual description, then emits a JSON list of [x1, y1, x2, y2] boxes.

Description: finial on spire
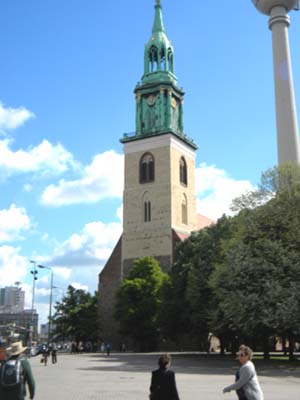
[[152, 0, 164, 33]]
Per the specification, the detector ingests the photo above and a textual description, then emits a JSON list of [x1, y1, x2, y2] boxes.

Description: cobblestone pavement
[[29, 352, 300, 400]]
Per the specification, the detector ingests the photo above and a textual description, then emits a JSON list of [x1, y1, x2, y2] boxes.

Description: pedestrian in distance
[[40, 345, 49, 366], [223, 344, 264, 400], [106, 343, 111, 356], [149, 353, 180, 400], [100, 342, 105, 354], [0, 341, 35, 400], [51, 346, 57, 364]]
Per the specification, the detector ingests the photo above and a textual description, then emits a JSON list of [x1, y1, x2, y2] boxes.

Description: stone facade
[[169, 138, 197, 234], [122, 134, 197, 270]]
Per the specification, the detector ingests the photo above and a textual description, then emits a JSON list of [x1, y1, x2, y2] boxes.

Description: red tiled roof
[[196, 213, 214, 230], [172, 214, 214, 245]]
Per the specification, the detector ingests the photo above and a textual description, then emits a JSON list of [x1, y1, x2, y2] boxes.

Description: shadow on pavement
[[76, 353, 300, 378]]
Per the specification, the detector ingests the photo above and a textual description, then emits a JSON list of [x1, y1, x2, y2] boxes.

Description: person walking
[[0, 341, 35, 400], [51, 346, 57, 364], [149, 353, 180, 400], [100, 342, 105, 354], [223, 344, 264, 400], [41, 345, 49, 366], [106, 343, 111, 356]]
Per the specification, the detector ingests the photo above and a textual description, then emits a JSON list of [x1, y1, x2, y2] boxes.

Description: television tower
[[252, 0, 300, 164]]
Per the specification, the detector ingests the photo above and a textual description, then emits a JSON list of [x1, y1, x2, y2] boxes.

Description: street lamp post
[[29, 260, 38, 346], [37, 265, 53, 345]]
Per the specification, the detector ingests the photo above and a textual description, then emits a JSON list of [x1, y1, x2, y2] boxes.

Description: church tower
[[98, 1, 207, 346], [121, 0, 197, 276]]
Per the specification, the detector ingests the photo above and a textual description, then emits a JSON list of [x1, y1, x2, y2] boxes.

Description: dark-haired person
[[149, 353, 180, 400], [223, 344, 264, 400]]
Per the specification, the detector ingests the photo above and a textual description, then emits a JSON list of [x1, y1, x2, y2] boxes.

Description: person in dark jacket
[[0, 341, 35, 400], [149, 353, 180, 400]]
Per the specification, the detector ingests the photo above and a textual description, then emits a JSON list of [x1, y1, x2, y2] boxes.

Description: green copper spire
[[152, 0, 165, 34], [120, 0, 197, 151], [142, 0, 175, 84]]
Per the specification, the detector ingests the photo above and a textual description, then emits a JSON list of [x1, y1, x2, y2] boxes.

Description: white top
[[224, 360, 264, 400]]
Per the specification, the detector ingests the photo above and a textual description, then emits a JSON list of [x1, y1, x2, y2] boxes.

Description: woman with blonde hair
[[223, 345, 264, 400]]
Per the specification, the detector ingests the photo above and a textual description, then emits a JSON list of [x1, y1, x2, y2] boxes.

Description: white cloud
[[0, 102, 34, 132], [44, 220, 122, 268], [0, 204, 31, 242], [71, 282, 89, 291], [35, 287, 50, 297], [116, 204, 123, 223], [52, 267, 72, 280], [41, 150, 124, 206], [34, 302, 50, 326], [196, 163, 255, 220], [0, 138, 78, 178], [37, 275, 49, 284], [0, 246, 28, 287]]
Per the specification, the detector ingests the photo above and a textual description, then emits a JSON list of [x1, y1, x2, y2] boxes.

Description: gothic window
[[140, 153, 155, 183], [180, 157, 187, 186], [160, 46, 166, 70], [142, 192, 152, 222], [182, 194, 188, 225], [149, 45, 158, 72], [144, 201, 151, 222], [167, 49, 174, 73]]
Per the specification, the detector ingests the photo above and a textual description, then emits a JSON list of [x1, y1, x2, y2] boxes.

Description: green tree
[[114, 256, 168, 351], [159, 216, 233, 350], [211, 163, 300, 358], [52, 285, 99, 344]]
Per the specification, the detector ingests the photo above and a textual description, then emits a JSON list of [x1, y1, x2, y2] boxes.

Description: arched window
[[149, 45, 158, 72], [160, 46, 166, 70], [182, 194, 188, 225], [167, 49, 174, 73], [140, 153, 155, 183], [180, 157, 187, 185], [144, 201, 151, 222], [142, 192, 152, 222]]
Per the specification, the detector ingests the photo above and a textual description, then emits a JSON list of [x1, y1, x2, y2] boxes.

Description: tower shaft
[[269, 6, 300, 164]]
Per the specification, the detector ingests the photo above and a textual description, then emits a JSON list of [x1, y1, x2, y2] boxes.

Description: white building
[[0, 286, 25, 313]]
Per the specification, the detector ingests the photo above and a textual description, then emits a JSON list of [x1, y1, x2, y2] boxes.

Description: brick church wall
[[98, 236, 122, 348]]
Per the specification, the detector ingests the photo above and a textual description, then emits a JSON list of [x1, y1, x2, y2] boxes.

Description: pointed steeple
[[142, 0, 175, 84], [152, 0, 165, 34], [121, 0, 197, 152]]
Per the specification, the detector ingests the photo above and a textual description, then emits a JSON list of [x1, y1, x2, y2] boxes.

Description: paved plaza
[[30, 352, 300, 400]]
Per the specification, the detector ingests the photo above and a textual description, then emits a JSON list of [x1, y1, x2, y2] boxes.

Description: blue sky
[[1, 0, 300, 324]]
